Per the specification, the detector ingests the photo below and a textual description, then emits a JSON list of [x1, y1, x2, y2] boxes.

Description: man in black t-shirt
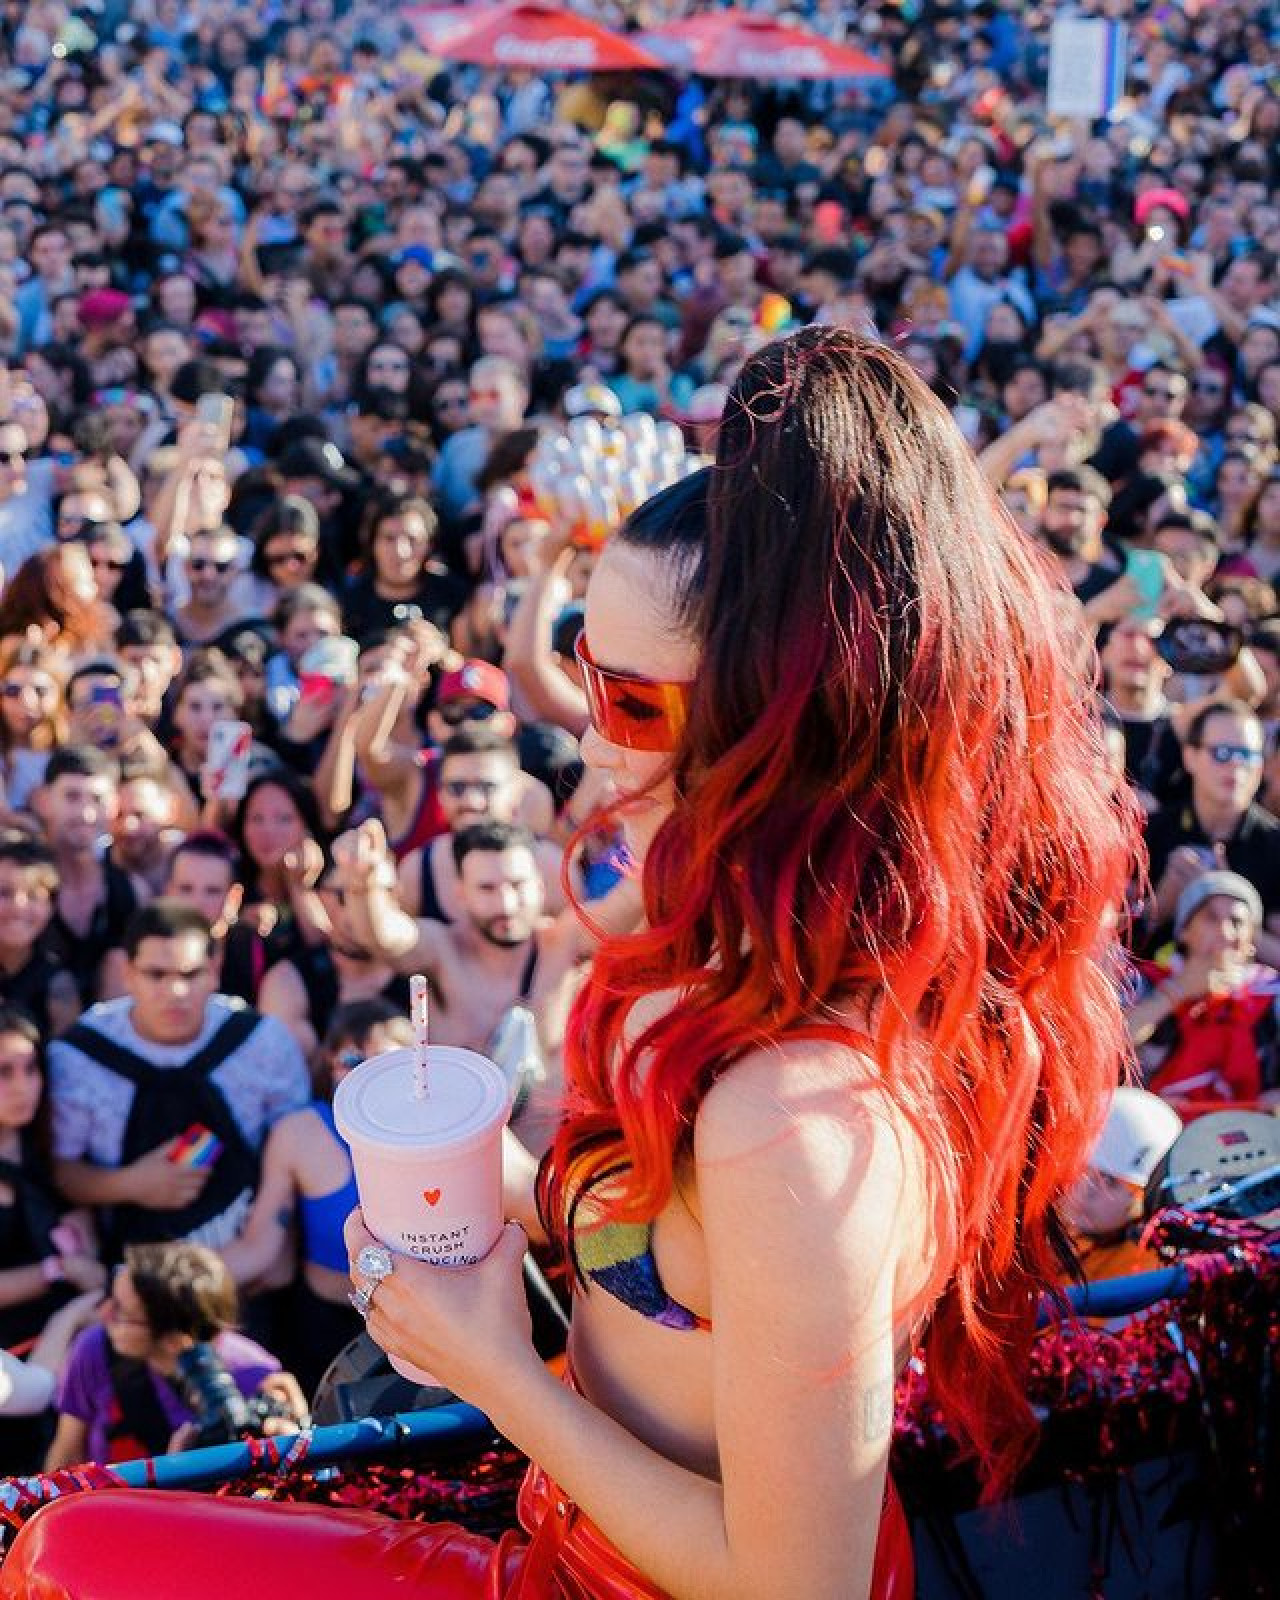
[[1143, 700, 1280, 965]]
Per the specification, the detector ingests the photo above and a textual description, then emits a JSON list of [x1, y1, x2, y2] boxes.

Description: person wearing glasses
[[0, 635, 66, 822], [44, 1240, 302, 1471], [1143, 699, 1280, 961], [173, 526, 247, 649], [66, 330, 1134, 1597], [395, 728, 567, 925]]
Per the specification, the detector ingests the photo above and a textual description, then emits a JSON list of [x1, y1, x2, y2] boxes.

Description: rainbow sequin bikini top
[[575, 1214, 711, 1332], [568, 1147, 711, 1333]]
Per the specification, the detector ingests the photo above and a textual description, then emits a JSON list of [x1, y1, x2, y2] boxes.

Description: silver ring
[[348, 1284, 373, 1319]]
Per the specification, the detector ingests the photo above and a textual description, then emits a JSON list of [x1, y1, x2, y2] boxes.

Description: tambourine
[[1150, 1108, 1280, 1218]]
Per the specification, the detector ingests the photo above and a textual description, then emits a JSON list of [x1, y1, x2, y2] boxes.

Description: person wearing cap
[[1127, 869, 1280, 1110], [1062, 1088, 1183, 1283], [76, 291, 136, 388]]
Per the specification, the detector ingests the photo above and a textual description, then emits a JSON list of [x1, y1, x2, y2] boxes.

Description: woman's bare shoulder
[[692, 1032, 935, 1305]]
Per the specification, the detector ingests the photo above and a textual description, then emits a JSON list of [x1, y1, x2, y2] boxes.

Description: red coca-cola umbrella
[[405, 2, 662, 73], [639, 12, 890, 80]]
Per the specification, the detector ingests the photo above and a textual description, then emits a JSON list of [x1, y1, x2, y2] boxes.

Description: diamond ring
[[356, 1244, 395, 1283], [349, 1244, 395, 1318]]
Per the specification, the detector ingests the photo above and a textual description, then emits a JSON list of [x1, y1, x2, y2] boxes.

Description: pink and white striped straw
[[410, 975, 429, 1099]]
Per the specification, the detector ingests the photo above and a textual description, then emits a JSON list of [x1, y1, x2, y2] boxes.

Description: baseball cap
[[79, 288, 133, 329], [393, 245, 435, 273], [143, 121, 185, 149], [437, 660, 510, 711], [564, 383, 622, 420], [1134, 187, 1191, 228], [1173, 870, 1263, 938], [1090, 1088, 1182, 1188], [276, 437, 361, 490]]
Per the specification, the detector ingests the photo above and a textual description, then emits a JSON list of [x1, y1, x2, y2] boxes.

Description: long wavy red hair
[[544, 328, 1141, 1496]]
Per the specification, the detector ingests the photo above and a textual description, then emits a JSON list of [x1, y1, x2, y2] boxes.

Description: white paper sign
[[1047, 17, 1127, 120]]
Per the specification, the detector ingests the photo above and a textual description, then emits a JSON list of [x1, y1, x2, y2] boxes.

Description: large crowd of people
[[0, 0, 1275, 1509]]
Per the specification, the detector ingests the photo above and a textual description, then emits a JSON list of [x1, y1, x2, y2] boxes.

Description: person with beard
[[1037, 466, 1129, 614], [335, 818, 639, 1156]]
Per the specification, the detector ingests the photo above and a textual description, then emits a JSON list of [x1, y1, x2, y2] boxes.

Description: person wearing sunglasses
[[0, 636, 66, 822], [174, 527, 245, 649], [1143, 698, 1280, 958], [81, 520, 147, 619]]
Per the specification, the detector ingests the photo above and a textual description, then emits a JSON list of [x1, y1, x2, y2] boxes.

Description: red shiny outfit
[[0, 1462, 913, 1598]]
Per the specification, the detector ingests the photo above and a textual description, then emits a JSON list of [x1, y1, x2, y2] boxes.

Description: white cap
[[564, 383, 622, 419], [1091, 1088, 1183, 1188]]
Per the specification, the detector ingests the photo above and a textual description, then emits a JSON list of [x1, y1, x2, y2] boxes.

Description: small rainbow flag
[[756, 293, 793, 335], [169, 1126, 224, 1169]]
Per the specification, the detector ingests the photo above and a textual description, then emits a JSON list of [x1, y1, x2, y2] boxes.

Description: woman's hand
[[281, 837, 325, 893], [343, 1210, 540, 1408]]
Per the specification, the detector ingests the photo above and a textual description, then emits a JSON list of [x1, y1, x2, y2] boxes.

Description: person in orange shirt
[[1063, 1088, 1183, 1281]]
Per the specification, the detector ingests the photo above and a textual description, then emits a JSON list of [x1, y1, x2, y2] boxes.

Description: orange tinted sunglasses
[[574, 633, 693, 752]]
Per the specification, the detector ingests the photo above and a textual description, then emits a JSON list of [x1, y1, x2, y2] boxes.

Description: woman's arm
[[0, 1262, 57, 1311], [347, 669, 419, 802], [256, 962, 318, 1059], [312, 683, 362, 832], [349, 1044, 907, 1600], [44, 1412, 90, 1472], [220, 1119, 300, 1288], [504, 548, 589, 735]]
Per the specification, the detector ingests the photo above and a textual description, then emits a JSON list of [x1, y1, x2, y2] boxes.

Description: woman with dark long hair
[[3, 330, 1138, 1598]]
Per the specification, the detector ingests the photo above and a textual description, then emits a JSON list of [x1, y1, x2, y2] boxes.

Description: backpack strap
[[61, 1008, 262, 1088]]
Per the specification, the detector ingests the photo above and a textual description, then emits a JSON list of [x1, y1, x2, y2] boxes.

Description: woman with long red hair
[[1, 329, 1138, 1598]]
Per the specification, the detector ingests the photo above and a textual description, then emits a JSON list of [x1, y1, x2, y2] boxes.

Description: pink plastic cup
[[334, 1045, 510, 1385]]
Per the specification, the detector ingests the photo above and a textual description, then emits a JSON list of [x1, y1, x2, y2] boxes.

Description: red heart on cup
[[423, 1188, 442, 1206]]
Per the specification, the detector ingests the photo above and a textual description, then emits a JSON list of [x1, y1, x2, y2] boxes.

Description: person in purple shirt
[[45, 1240, 303, 1469]]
